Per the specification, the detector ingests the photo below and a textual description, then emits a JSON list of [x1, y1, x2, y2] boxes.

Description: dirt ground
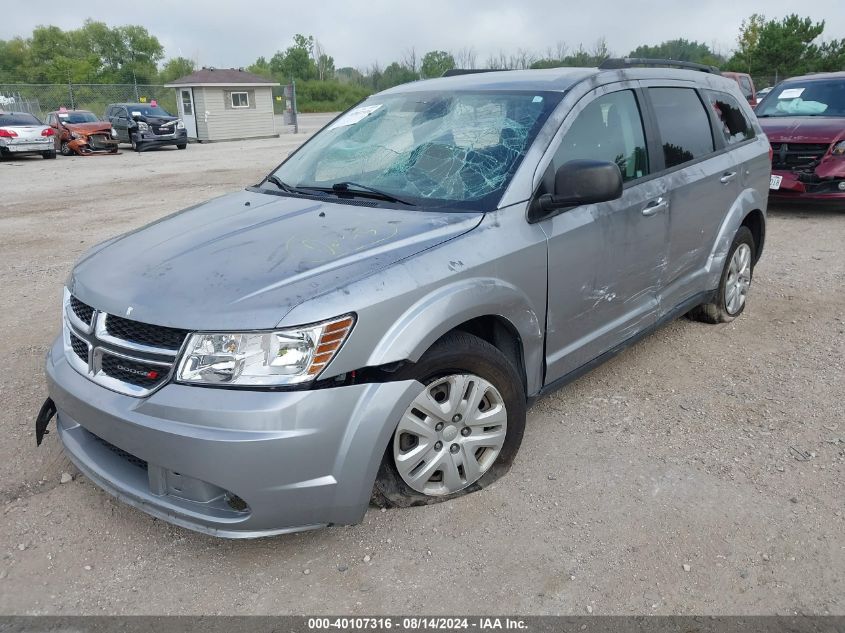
[[0, 113, 842, 615]]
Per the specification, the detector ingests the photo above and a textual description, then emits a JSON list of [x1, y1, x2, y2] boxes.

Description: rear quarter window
[[707, 91, 755, 145], [648, 88, 715, 169]]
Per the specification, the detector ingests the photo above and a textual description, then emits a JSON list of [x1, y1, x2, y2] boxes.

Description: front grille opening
[[770, 142, 828, 171], [92, 434, 148, 471], [69, 295, 94, 325], [100, 353, 166, 388], [69, 332, 89, 363], [105, 314, 189, 351]]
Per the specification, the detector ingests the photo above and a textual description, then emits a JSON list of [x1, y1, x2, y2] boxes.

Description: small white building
[[165, 68, 279, 142]]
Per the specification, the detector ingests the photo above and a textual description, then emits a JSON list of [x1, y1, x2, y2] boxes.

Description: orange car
[[45, 109, 119, 156]]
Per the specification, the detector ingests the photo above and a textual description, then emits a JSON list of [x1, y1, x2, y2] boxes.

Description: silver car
[[0, 111, 57, 159], [39, 62, 770, 537]]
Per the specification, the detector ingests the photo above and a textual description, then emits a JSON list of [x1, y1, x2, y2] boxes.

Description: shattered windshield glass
[[271, 90, 562, 210]]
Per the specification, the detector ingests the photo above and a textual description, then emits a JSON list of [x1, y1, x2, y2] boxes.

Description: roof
[[379, 66, 737, 95], [777, 71, 845, 82], [164, 68, 279, 87]]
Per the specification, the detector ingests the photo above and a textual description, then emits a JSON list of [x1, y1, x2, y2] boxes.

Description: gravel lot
[[0, 113, 842, 615]]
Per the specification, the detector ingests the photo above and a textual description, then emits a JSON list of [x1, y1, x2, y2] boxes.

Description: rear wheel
[[42, 150, 56, 159], [373, 332, 526, 508], [688, 226, 755, 323]]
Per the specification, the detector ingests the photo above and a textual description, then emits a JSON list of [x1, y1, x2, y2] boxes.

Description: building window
[[231, 92, 249, 108]]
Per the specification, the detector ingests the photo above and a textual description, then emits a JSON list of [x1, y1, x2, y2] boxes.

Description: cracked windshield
[[271, 91, 562, 209]]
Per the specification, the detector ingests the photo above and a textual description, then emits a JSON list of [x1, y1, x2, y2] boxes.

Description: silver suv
[[38, 62, 770, 537]]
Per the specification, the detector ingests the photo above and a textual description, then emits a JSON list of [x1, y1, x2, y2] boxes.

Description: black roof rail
[[599, 58, 721, 74], [441, 68, 505, 77]]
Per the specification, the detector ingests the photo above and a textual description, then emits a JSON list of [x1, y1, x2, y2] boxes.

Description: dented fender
[[366, 277, 544, 394], [704, 185, 767, 287]]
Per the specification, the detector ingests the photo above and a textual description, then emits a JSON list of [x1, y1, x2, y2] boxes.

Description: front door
[[179, 88, 198, 138], [540, 85, 671, 383]]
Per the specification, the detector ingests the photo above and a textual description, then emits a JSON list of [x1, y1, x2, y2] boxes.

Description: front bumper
[[770, 169, 845, 202], [45, 337, 420, 537], [137, 129, 187, 147]]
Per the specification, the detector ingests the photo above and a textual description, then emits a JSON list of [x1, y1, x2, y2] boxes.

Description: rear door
[[639, 83, 742, 315], [540, 84, 671, 383]]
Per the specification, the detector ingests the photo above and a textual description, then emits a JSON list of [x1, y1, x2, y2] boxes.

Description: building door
[[179, 88, 198, 138]]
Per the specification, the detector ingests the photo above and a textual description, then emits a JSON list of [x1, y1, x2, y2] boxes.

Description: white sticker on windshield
[[327, 104, 383, 130], [778, 88, 805, 99], [532, 96, 543, 103]]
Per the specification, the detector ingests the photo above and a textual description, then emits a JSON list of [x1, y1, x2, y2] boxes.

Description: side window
[[648, 88, 715, 169], [707, 91, 755, 145], [739, 76, 754, 100], [554, 90, 649, 182]]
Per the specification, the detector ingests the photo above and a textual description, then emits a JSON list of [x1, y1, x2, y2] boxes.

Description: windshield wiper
[[263, 174, 307, 196], [329, 181, 414, 206]]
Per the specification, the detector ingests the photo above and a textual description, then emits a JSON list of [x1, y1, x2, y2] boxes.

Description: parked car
[[38, 62, 770, 537], [756, 86, 773, 99], [105, 102, 187, 151], [722, 71, 758, 107], [0, 111, 56, 159], [756, 71, 845, 203], [45, 109, 119, 156]]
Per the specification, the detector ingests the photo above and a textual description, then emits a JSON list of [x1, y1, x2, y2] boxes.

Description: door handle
[[720, 171, 737, 184], [642, 198, 669, 216]]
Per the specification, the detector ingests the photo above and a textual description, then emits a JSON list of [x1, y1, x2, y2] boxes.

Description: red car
[[756, 72, 845, 204], [45, 109, 118, 156], [722, 71, 758, 107]]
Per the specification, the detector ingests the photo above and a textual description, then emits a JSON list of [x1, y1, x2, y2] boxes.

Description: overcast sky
[[5, 1, 845, 70]]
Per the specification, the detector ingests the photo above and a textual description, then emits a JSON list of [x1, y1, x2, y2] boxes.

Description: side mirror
[[531, 160, 623, 221]]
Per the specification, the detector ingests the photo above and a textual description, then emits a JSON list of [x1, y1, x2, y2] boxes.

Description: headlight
[[137, 121, 149, 132], [176, 119, 185, 130], [111, 128, 118, 138], [832, 141, 845, 156], [176, 315, 355, 386]]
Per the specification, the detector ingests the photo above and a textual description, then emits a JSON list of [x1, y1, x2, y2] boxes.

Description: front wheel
[[372, 331, 526, 508], [60, 141, 73, 156], [688, 226, 755, 323], [176, 143, 187, 150], [130, 136, 142, 152]]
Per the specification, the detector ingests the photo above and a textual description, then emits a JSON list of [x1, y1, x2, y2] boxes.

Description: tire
[[60, 141, 73, 157], [688, 226, 755, 324], [372, 331, 526, 509], [42, 150, 57, 159], [177, 144, 187, 150], [130, 136, 141, 152]]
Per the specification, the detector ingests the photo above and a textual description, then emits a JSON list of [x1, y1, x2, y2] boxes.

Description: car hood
[[143, 115, 178, 124], [64, 122, 111, 135], [69, 189, 483, 331], [758, 116, 845, 144]]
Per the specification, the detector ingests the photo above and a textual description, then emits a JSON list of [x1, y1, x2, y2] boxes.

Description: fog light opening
[[225, 493, 249, 513], [837, 181, 845, 191]]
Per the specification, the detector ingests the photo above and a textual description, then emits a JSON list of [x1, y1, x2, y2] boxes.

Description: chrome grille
[[63, 288, 182, 397]]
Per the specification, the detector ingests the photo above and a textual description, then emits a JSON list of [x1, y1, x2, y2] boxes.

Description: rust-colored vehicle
[[722, 72, 758, 107], [45, 109, 119, 156]]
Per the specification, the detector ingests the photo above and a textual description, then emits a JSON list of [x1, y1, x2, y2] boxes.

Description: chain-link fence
[[0, 84, 177, 120]]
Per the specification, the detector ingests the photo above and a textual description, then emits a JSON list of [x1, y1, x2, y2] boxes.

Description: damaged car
[[757, 71, 845, 204], [38, 61, 770, 537], [46, 109, 119, 156], [106, 102, 188, 152]]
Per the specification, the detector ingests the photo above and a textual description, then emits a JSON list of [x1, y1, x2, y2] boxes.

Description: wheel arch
[[741, 208, 765, 264], [365, 278, 544, 397]]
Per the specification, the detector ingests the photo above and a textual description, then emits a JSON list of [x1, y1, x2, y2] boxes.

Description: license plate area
[[770, 174, 783, 190]]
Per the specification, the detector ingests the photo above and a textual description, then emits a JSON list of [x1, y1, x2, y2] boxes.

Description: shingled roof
[[164, 68, 279, 87]]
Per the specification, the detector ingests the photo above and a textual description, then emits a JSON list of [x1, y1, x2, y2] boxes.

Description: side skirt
[[531, 290, 715, 404]]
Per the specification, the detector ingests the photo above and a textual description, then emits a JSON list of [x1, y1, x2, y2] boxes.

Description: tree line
[[1, 14, 843, 111]]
